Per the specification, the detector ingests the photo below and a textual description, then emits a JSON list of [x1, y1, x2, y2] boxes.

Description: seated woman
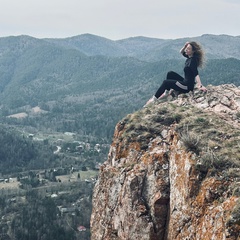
[[145, 41, 207, 106]]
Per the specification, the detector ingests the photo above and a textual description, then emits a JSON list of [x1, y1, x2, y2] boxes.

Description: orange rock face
[[91, 85, 240, 240]]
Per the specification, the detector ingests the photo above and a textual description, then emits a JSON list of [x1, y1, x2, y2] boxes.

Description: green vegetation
[[0, 125, 56, 174], [0, 124, 101, 239]]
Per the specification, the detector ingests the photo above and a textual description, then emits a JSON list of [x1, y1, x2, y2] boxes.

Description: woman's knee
[[162, 80, 171, 90], [166, 71, 175, 79], [162, 79, 168, 86]]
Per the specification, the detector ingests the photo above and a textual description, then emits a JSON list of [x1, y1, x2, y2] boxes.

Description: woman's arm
[[180, 42, 189, 55], [195, 75, 207, 92]]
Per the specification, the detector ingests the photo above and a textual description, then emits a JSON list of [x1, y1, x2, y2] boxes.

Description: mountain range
[[0, 33, 239, 140], [45, 33, 240, 61]]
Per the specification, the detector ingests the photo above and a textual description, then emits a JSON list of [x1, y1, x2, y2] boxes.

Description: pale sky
[[0, 0, 239, 40]]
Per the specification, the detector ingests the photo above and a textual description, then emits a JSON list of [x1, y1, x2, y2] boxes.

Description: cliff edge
[[91, 84, 240, 240]]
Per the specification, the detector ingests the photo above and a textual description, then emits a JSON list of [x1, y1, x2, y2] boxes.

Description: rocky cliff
[[91, 84, 240, 240]]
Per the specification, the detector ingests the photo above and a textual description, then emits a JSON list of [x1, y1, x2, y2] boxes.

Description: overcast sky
[[0, 0, 239, 40]]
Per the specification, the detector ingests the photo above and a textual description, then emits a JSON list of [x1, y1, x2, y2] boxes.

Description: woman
[[145, 41, 207, 106]]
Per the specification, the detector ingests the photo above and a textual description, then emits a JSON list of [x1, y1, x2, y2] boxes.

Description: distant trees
[[201, 58, 240, 86], [8, 183, 93, 240], [0, 125, 57, 174]]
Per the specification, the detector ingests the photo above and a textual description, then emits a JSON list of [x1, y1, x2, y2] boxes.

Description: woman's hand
[[180, 42, 190, 54], [199, 85, 207, 92], [195, 75, 207, 92], [184, 42, 189, 48]]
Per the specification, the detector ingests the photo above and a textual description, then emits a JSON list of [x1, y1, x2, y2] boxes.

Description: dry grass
[[118, 101, 240, 177]]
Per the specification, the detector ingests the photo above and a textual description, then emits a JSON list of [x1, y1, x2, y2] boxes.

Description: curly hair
[[189, 41, 205, 68]]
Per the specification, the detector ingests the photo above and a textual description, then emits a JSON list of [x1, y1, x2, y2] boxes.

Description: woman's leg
[[166, 71, 184, 81], [155, 79, 188, 98], [144, 72, 186, 106]]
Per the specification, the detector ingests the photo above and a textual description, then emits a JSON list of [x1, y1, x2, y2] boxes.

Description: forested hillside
[[0, 34, 239, 143], [0, 125, 56, 174]]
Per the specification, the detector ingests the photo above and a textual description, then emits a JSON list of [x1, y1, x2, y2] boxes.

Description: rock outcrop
[[91, 84, 240, 240]]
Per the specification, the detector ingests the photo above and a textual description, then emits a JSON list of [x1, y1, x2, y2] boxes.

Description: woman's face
[[185, 44, 194, 57]]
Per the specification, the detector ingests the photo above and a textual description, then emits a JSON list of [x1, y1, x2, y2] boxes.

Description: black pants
[[155, 71, 189, 98]]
